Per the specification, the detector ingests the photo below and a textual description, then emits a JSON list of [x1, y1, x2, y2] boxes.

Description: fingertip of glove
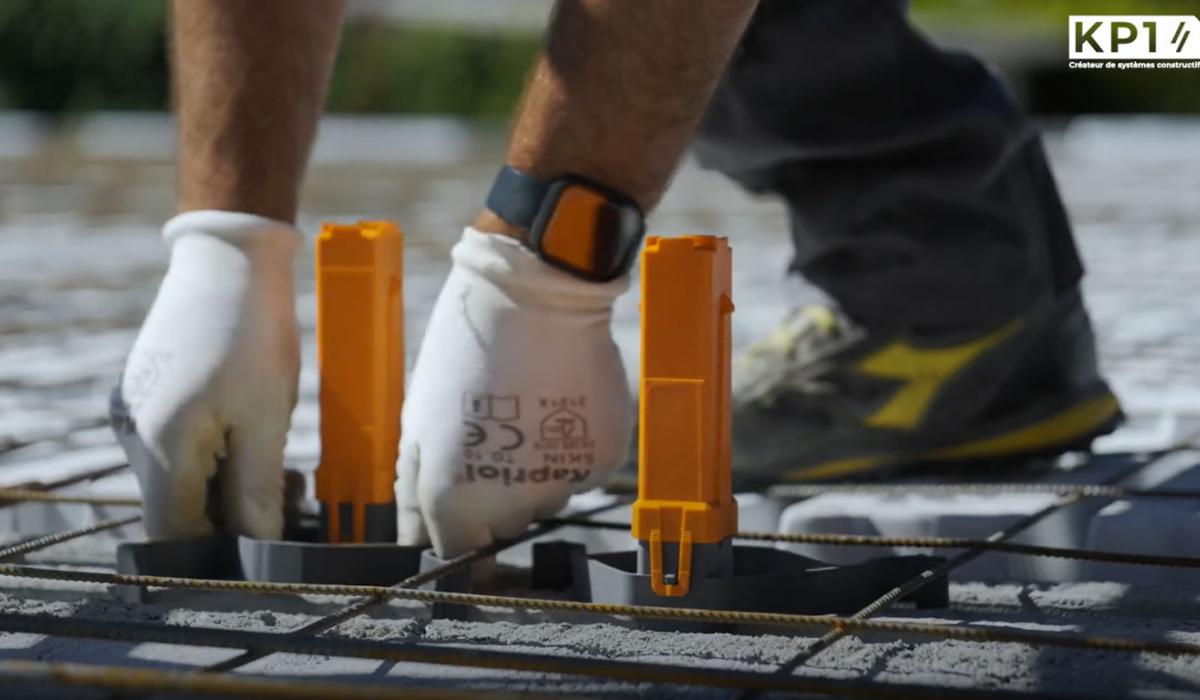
[[396, 508, 429, 547], [431, 525, 496, 581], [532, 491, 573, 521]]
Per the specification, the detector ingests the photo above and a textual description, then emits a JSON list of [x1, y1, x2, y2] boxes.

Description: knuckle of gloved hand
[[424, 502, 490, 557], [131, 397, 217, 474], [235, 371, 297, 422], [531, 490, 572, 520], [490, 504, 538, 542]]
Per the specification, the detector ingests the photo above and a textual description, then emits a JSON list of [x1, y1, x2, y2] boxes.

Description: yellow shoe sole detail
[[918, 393, 1121, 462], [783, 456, 885, 481], [785, 393, 1122, 482]]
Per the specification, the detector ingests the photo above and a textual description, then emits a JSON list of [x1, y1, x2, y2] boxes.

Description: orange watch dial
[[539, 184, 623, 276]]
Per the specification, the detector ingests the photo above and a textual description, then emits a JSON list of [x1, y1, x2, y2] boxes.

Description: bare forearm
[[477, 0, 757, 235], [172, 0, 345, 222]]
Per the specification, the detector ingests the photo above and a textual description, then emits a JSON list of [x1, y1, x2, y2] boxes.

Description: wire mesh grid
[[0, 434, 1197, 699]]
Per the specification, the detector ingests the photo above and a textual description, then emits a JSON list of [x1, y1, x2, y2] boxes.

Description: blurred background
[[2, 0, 1199, 469], [4, 0, 1200, 116]]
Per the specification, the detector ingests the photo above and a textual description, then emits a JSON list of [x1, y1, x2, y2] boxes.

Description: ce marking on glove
[[461, 393, 525, 451], [461, 421, 524, 450]]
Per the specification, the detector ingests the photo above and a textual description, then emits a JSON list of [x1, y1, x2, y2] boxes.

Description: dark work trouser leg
[[695, 0, 1083, 333]]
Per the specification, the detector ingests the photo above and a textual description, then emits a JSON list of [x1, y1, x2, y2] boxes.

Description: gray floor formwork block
[[775, 451, 1200, 584]]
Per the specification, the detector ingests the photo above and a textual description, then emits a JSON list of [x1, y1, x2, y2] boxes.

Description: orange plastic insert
[[631, 235, 737, 596], [314, 221, 404, 543]]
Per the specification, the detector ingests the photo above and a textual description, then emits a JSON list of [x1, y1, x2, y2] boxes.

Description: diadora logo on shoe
[[856, 321, 1020, 430]]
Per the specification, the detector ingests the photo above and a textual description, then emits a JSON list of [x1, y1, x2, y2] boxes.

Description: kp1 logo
[[1070, 15, 1200, 59]]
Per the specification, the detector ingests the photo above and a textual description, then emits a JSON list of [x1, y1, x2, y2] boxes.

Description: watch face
[[535, 181, 644, 281]]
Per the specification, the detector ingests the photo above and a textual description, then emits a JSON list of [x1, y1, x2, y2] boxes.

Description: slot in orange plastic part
[[314, 221, 403, 543], [631, 235, 737, 596]]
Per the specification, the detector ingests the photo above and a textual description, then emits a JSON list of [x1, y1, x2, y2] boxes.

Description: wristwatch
[[485, 165, 646, 282]]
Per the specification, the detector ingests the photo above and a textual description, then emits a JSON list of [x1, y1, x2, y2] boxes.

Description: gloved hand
[[397, 228, 632, 572], [109, 210, 302, 540]]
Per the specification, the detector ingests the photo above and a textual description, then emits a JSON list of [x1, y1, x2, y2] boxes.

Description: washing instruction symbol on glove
[[462, 393, 519, 421], [461, 393, 525, 451], [536, 408, 594, 452], [540, 409, 587, 441]]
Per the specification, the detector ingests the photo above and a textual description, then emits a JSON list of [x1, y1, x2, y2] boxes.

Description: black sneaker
[[729, 289, 1122, 488]]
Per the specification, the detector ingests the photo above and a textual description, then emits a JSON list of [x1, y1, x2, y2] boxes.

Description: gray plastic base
[[114, 526, 470, 605], [238, 535, 423, 585], [116, 535, 945, 626], [115, 535, 240, 583], [528, 540, 947, 629], [418, 549, 473, 620]]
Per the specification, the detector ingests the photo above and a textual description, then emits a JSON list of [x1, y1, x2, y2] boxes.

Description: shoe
[[730, 289, 1123, 488]]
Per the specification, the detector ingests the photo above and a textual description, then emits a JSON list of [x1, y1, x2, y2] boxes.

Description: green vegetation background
[[2, 0, 1199, 116], [0, 0, 539, 115]]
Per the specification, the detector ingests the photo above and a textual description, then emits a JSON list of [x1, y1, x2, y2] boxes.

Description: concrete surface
[[1, 114, 1200, 697], [776, 451, 1200, 586], [3, 550, 1200, 699]]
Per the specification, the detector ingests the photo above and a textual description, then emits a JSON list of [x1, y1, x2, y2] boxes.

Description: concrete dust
[[4, 574, 1200, 697]]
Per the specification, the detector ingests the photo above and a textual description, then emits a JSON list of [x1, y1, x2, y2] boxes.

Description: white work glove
[[110, 211, 302, 540], [397, 228, 632, 571]]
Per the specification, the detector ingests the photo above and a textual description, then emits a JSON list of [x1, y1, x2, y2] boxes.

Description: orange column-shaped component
[[315, 221, 403, 543], [631, 235, 737, 596]]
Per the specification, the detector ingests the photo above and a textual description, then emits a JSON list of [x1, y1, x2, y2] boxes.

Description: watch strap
[[485, 165, 551, 230]]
